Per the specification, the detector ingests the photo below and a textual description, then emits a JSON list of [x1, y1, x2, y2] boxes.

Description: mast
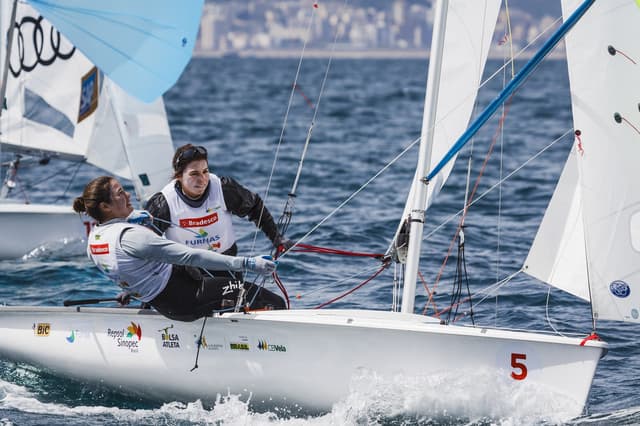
[[400, 0, 449, 314], [0, 0, 17, 121]]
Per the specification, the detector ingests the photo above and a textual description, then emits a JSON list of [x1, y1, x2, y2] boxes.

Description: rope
[[314, 261, 390, 309], [292, 243, 385, 259], [422, 97, 515, 316], [277, 136, 420, 262], [423, 129, 573, 243]]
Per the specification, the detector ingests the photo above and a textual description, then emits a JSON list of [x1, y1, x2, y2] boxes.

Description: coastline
[[193, 47, 567, 60]]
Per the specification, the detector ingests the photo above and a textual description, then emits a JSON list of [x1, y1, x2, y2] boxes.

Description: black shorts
[[150, 265, 286, 322]]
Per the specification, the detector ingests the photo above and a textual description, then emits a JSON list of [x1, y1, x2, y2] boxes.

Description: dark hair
[[72, 176, 113, 222], [172, 144, 208, 179]]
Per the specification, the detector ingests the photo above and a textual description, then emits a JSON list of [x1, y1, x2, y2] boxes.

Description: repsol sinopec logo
[[9, 15, 75, 77], [107, 322, 142, 353]]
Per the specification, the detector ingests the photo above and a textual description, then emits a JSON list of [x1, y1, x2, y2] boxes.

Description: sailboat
[[0, 2, 175, 259], [0, 0, 633, 420]]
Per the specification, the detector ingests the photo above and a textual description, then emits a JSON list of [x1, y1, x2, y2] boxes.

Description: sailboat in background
[[0, 2, 175, 259], [0, 0, 635, 421]]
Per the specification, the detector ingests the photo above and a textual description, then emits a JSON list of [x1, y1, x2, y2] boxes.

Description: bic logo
[[33, 323, 51, 337]]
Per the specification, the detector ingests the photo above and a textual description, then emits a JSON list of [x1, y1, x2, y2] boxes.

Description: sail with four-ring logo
[[0, 1, 175, 259]]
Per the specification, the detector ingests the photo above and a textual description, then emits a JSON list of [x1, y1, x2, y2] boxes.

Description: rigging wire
[[53, 161, 84, 202], [245, 0, 319, 260], [545, 286, 567, 337], [423, 129, 573, 245], [495, 4, 516, 326], [275, 0, 350, 242]]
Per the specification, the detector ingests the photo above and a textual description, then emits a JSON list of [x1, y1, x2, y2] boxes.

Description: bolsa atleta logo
[[107, 322, 142, 353], [158, 325, 180, 349]]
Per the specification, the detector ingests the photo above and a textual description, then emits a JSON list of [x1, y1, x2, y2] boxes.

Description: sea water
[[0, 57, 638, 425]]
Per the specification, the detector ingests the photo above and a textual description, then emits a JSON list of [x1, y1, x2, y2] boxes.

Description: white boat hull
[[0, 307, 606, 417], [0, 203, 91, 259]]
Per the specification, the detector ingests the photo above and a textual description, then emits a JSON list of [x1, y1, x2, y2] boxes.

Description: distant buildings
[[194, 1, 564, 58]]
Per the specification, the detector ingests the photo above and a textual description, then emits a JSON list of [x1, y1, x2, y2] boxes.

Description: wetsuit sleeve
[[144, 192, 171, 235], [120, 226, 245, 271], [221, 176, 280, 243]]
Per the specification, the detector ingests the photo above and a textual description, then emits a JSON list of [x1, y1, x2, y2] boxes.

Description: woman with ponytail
[[74, 176, 284, 321]]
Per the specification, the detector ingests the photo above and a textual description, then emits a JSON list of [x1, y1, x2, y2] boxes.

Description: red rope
[[293, 243, 385, 259], [272, 271, 291, 309], [313, 262, 390, 309], [421, 97, 514, 316], [580, 333, 600, 346]]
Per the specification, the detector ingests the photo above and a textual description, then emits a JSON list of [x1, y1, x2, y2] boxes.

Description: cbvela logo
[[257, 340, 287, 352], [107, 322, 142, 353], [158, 325, 180, 349], [179, 212, 218, 228]]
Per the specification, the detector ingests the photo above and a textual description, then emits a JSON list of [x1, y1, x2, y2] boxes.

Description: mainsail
[[404, 0, 502, 215], [397, 0, 501, 312], [526, 0, 640, 322]]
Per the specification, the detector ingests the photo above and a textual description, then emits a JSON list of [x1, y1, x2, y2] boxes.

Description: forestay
[[525, 0, 640, 322]]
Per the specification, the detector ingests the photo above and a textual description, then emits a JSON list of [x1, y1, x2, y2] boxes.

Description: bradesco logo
[[107, 322, 142, 353], [90, 243, 109, 255], [179, 212, 218, 228]]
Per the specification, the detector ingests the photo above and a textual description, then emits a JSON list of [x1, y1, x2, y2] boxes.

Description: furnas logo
[[90, 243, 109, 255], [229, 342, 250, 351], [257, 340, 286, 352], [33, 323, 50, 337], [179, 212, 218, 228]]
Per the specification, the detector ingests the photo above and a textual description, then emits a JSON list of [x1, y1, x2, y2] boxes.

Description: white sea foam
[[0, 369, 587, 425]]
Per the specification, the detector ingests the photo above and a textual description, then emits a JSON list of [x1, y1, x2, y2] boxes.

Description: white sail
[[0, 2, 174, 259], [528, 0, 640, 322], [0, 2, 173, 201], [0, 2, 99, 159], [412, 0, 502, 213], [399, 0, 501, 311], [563, 0, 640, 322], [524, 142, 589, 300], [85, 80, 174, 202], [393, 0, 501, 260]]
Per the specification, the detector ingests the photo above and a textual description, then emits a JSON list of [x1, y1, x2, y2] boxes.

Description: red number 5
[[511, 353, 527, 380]]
